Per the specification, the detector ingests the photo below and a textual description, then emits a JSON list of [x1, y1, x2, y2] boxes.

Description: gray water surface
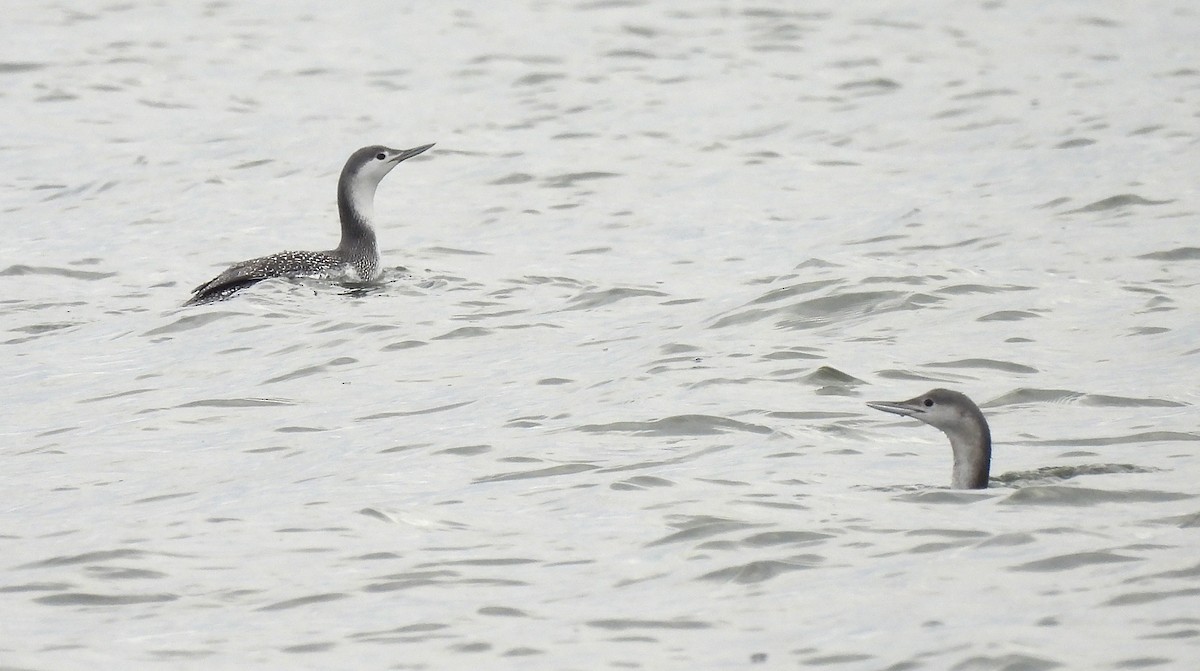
[[3, 2, 1199, 669]]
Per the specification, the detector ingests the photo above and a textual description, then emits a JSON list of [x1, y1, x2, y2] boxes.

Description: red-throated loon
[[866, 388, 992, 489], [185, 143, 434, 305]]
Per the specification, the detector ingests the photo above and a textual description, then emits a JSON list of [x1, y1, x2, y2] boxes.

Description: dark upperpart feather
[[185, 250, 344, 305]]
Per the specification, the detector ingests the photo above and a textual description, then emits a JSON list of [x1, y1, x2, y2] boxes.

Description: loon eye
[[375, 152, 386, 160], [923, 398, 934, 407]]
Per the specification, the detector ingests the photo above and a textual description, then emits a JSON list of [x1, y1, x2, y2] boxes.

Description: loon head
[[345, 143, 435, 188], [338, 142, 434, 233], [866, 388, 993, 489], [866, 388, 982, 433]]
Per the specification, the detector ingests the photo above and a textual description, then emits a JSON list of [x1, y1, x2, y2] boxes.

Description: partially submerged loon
[[185, 143, 434, 305], [867, 388, 992, 489]]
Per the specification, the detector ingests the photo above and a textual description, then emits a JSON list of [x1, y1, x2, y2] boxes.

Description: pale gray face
[[351, 143, 434, 185], [866, 388, 981, 433]]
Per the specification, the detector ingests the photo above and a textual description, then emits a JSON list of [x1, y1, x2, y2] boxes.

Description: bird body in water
[[185, 143, 434, 305], [867, 388, 992, 489]]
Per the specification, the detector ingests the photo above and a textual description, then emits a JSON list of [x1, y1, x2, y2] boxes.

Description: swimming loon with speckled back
[[185, 143, 433, 305], [867, 388, 992, 489]]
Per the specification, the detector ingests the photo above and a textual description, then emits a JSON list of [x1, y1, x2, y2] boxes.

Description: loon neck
[[947, 422, 991, 489], [336, 170, 380, 263]]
